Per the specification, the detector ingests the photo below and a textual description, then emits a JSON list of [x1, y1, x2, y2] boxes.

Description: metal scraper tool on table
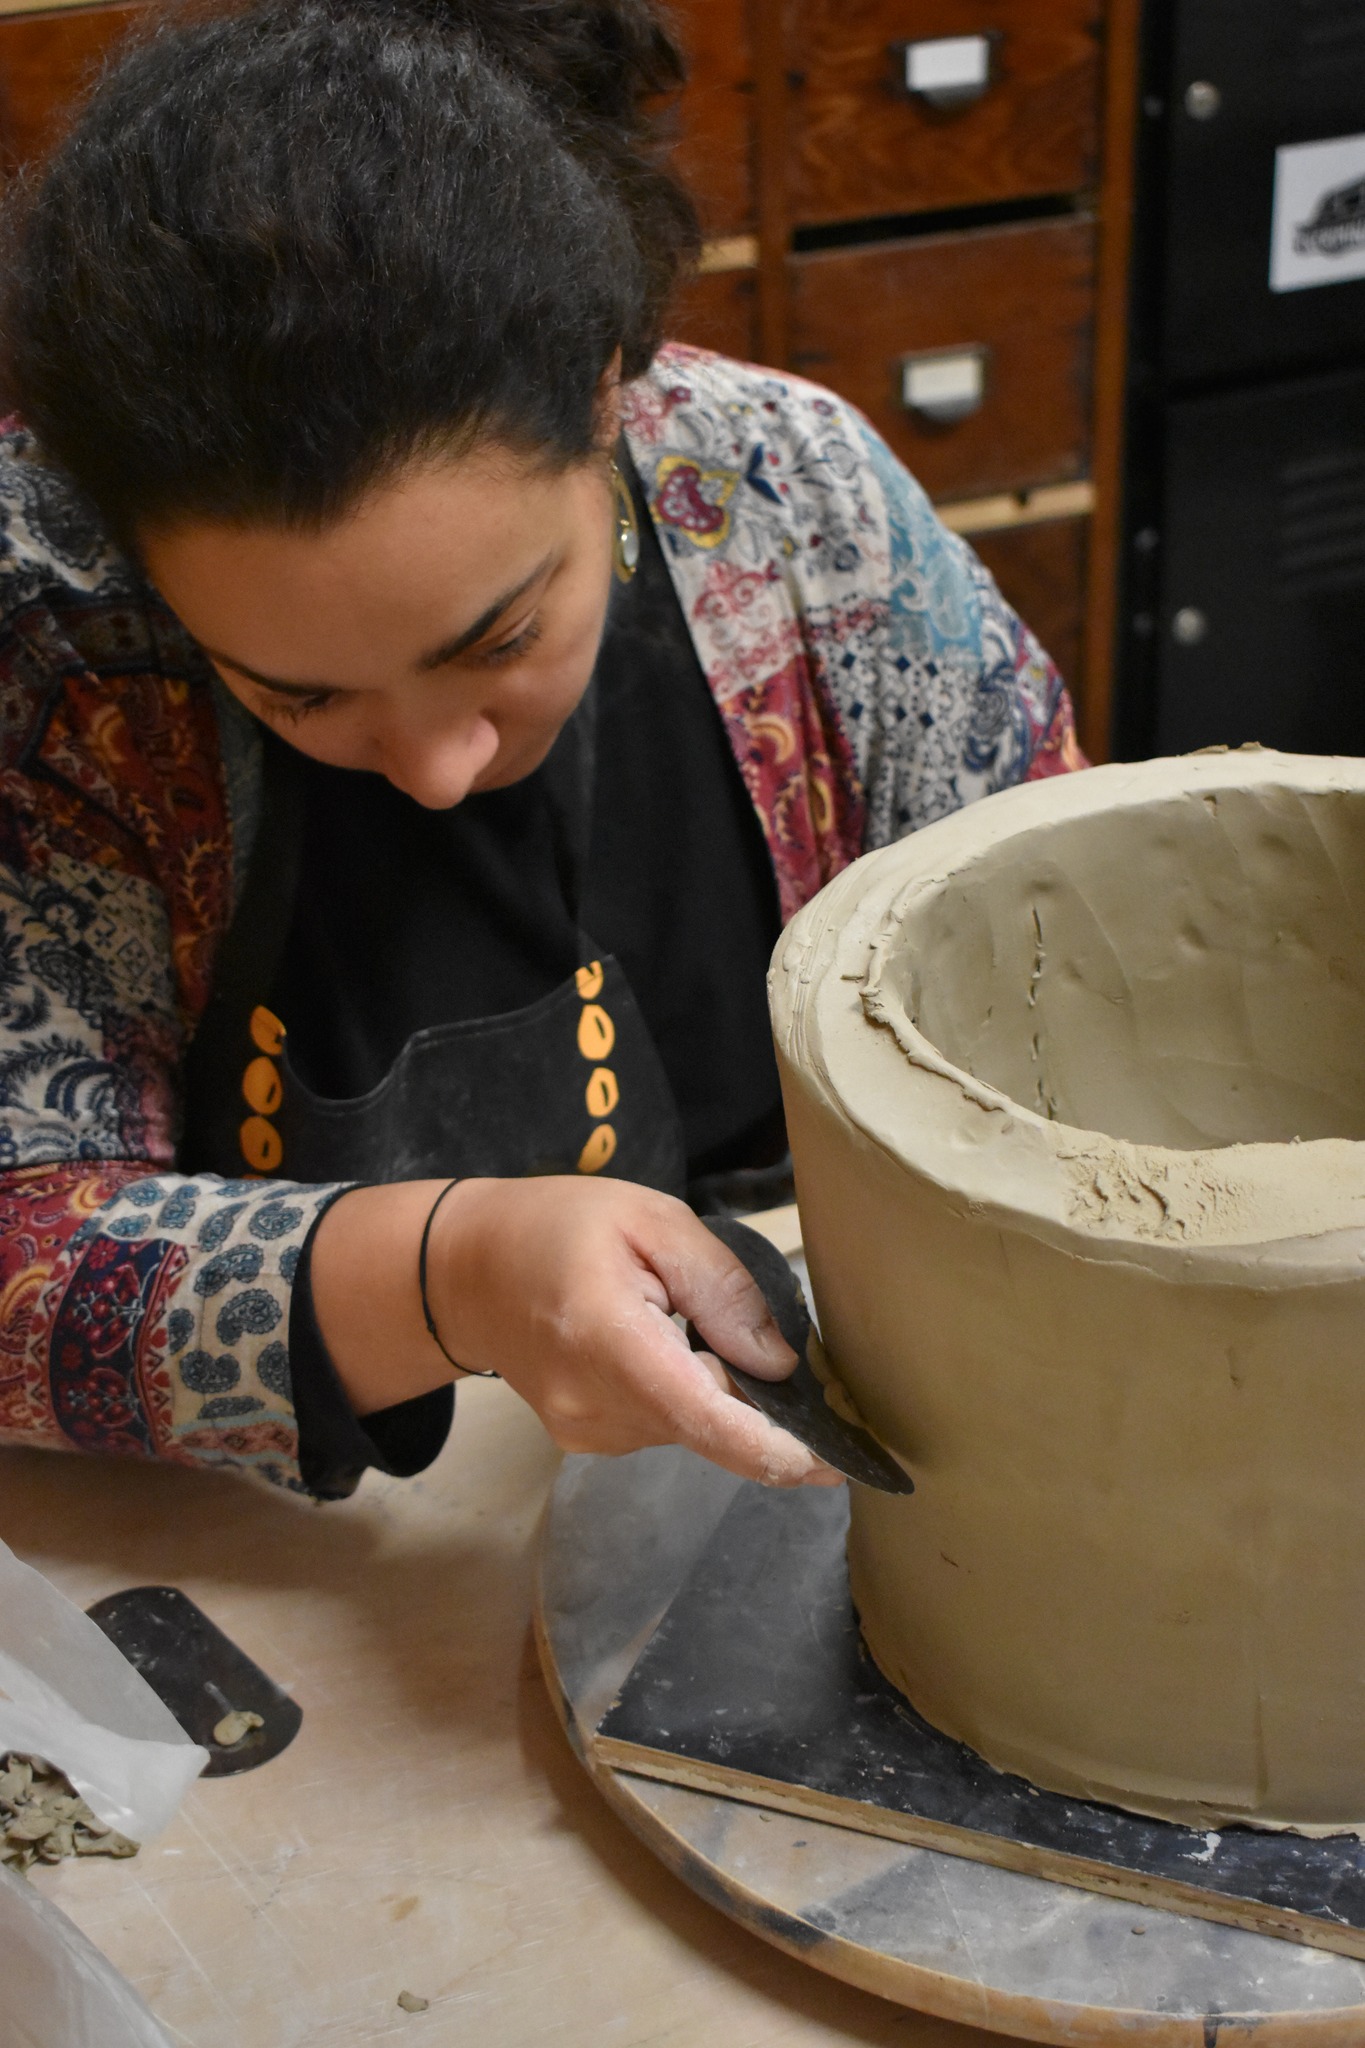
[[690, 1215, 914, 1495]]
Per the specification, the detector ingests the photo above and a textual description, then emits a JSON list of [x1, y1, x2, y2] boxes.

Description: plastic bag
[[0, 1863, 173, 2048], [0, 1538, 207, 1842]]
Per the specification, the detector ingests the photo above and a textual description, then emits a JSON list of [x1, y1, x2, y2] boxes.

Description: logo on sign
[[1294, 175, 1365, 259], [1270, 133, 1365, 293]]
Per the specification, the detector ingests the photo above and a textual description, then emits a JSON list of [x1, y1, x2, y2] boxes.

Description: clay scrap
[[0, 1752, 139, 1873]]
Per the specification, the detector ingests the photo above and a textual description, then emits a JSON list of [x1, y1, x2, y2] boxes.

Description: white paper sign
[[1270, 132, 1365, 294]]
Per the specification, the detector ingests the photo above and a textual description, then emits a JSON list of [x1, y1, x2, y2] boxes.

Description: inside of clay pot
[[892, 783, 1365, 1147]]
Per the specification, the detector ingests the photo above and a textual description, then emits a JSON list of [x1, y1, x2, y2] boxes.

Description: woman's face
[[140, 441, 618, 810]]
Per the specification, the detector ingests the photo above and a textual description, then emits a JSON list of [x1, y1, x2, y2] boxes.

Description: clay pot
[[770, 750, 1365, 1831]]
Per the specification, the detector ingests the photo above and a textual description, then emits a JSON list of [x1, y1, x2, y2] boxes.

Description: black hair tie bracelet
[[418, 1178, 499, 1378]]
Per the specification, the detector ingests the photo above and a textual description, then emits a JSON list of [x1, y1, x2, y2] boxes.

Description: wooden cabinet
[[787, 0, 1102, 227], [789, 216, 1094, 501], [664, 0, 754, 235], [659, 0, 1131, 754], [669, 263, 759, 364], [0, 2, 138, 169]]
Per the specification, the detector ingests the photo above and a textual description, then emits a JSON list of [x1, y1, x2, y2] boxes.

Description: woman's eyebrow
[[201, 555, 556, 697], [201, 651, 330, 699]]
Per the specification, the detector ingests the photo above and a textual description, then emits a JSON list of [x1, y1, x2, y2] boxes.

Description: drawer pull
[[895, 34, 996, 110], [901, 347, 989, 425]]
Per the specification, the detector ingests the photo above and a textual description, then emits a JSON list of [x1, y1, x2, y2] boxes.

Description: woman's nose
[[378, 712, 501, 809]]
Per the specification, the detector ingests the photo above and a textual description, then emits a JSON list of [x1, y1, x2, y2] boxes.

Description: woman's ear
[[593, 349, 625, 450]]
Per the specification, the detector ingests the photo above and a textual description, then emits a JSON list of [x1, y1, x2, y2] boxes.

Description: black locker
[[1114, 0, 1365, 758], [1154, 365, 1365, 755], [1163, 0, 1365, 384]]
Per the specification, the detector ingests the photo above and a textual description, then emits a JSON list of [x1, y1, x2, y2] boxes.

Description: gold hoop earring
[[610, 460, 639, 583]]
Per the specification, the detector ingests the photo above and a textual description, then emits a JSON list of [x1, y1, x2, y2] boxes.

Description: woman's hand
[[428, 1177, 839, 1486], [311, 1176, 840, 1488]]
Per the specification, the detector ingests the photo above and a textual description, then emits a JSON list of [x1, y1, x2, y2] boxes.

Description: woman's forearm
[[307, 1179, 464, 1415]]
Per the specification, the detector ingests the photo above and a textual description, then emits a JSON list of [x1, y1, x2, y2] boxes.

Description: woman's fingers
[[633, 1206, 798, 1383], [572, 1298, 839, 1488], [678, 1372, 845, 1487]]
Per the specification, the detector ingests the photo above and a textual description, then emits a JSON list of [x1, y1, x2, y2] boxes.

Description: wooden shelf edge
[[938, 479, 1095, 537], [0, 0, 124, 16], [697, 234, 759, 276]]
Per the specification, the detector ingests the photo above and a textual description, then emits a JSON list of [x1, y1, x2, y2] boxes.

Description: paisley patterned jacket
[[0, 345, 1082, 1493]]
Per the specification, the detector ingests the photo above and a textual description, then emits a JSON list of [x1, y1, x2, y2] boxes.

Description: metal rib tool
[[691, 1215, 914, 1495]]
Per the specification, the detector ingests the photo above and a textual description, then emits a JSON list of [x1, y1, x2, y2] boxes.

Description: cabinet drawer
[[665, 0, 753, 235], [0, 3, 142, 169], [667, 265, 758, 363], [970, 514, 1088, 701], [789, 216, 1094, 501], [787, 0, 1100, 228]]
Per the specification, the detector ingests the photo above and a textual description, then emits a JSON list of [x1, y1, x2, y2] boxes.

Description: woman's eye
[[482, 617, 543, 666], [266, 689, 337, 722]]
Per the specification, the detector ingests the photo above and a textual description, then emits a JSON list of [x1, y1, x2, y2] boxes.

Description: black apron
[[181, 682, 687, 1196]]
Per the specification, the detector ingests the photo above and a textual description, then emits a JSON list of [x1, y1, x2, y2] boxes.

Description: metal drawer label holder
[[894, 34, 998, 111], [900, 345, 990, 425]]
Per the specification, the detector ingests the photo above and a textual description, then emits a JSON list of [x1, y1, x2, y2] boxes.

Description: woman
[[0, 0, 1082, 1501]]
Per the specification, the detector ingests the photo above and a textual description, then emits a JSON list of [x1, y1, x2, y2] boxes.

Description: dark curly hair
[[0, 0, 699, 543]]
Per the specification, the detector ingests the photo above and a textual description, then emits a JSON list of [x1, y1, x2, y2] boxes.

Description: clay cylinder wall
[[780, 1057, 1365, 1827]]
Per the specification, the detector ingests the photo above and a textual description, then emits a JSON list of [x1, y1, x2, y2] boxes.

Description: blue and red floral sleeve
[[0, 434, 349, 1491]]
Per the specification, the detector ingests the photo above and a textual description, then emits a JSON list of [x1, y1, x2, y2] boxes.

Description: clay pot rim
[[776, 748, 1365, 1273]]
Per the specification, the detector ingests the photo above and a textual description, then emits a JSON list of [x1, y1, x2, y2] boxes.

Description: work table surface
[[0, 1384, 1008, 2047]]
